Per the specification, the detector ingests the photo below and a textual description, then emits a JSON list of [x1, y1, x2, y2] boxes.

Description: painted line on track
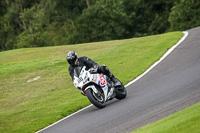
[[125, 31, 188, 87], [36, 31, 188, 133]]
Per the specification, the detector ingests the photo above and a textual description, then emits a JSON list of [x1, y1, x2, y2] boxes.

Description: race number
[[99, 75, 107, 87]]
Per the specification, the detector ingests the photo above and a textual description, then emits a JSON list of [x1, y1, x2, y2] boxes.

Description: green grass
[[132, 102, 200, 133], [0, 32, 183, 133]]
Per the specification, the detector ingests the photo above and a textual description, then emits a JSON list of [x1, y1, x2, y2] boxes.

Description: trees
[[0, 0, 36, 51], [72, 0, 133, 43], [16, 0, 58, 48], [169, 0, 200, 31], [72, 0, 174, 43], [0, 0, 200, 51]]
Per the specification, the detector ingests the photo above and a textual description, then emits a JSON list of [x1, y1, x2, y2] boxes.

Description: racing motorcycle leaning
[[73, 66, 127, 109]]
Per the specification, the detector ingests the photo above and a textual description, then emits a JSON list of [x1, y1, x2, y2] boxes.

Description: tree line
[[0, 0, 200, 51]]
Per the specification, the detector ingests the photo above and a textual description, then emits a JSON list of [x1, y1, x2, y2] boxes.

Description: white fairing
[[73, 66, 114, 101]]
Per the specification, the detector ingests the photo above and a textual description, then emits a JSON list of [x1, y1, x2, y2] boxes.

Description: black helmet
[[66, 51, 78, 65]]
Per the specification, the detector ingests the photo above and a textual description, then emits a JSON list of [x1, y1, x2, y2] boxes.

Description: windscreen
[[74, 66, 82, 78]]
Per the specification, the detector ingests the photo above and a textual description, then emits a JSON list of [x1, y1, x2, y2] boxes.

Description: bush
[[169, 0, 200, 31]]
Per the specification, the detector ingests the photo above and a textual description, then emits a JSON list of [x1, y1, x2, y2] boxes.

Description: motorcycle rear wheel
[[115, 85, 127, 99], [86, 88, 106, 109]]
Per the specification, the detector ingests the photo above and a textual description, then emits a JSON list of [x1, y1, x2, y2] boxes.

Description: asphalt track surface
[[37, 27, 200, 133]]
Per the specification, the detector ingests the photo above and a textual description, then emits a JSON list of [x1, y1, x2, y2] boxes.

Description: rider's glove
[[89, 67, 98, 73]]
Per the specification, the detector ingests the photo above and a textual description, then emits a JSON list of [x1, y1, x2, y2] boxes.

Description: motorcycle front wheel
[[85, 88, 106, 109]]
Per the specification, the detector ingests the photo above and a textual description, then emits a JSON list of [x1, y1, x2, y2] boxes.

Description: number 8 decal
[[99, 75, 107, 87]]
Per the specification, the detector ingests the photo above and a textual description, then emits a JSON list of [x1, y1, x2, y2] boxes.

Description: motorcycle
[[73, 66, 127, 109]]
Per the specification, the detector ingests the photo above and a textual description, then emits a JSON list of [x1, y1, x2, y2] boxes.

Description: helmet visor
[[68, 58, 76, 65]]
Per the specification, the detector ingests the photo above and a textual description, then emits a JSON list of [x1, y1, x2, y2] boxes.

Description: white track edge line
[[36, 31, 188, 133], [125, 31, 188, 87], [35, 105, 93, 133]]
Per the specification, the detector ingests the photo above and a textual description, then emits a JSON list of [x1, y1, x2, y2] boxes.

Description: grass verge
[[132, 102, 200, 133], [0, 32, 183, 133]]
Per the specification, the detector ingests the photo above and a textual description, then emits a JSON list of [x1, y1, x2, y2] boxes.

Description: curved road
[[38, 27, 200, 133]]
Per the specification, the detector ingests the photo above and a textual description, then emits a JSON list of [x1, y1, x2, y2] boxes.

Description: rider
[[66, 51, 119, 92]]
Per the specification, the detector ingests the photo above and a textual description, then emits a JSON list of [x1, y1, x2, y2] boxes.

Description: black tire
[[115, 85, 127, 99], [85, 88, 106, 109]]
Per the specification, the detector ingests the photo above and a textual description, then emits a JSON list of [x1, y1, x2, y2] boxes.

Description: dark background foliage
[[0, 0, 199, 51]]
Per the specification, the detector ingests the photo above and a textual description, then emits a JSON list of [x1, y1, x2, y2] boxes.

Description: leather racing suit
[[68, 56, 116, 82]]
